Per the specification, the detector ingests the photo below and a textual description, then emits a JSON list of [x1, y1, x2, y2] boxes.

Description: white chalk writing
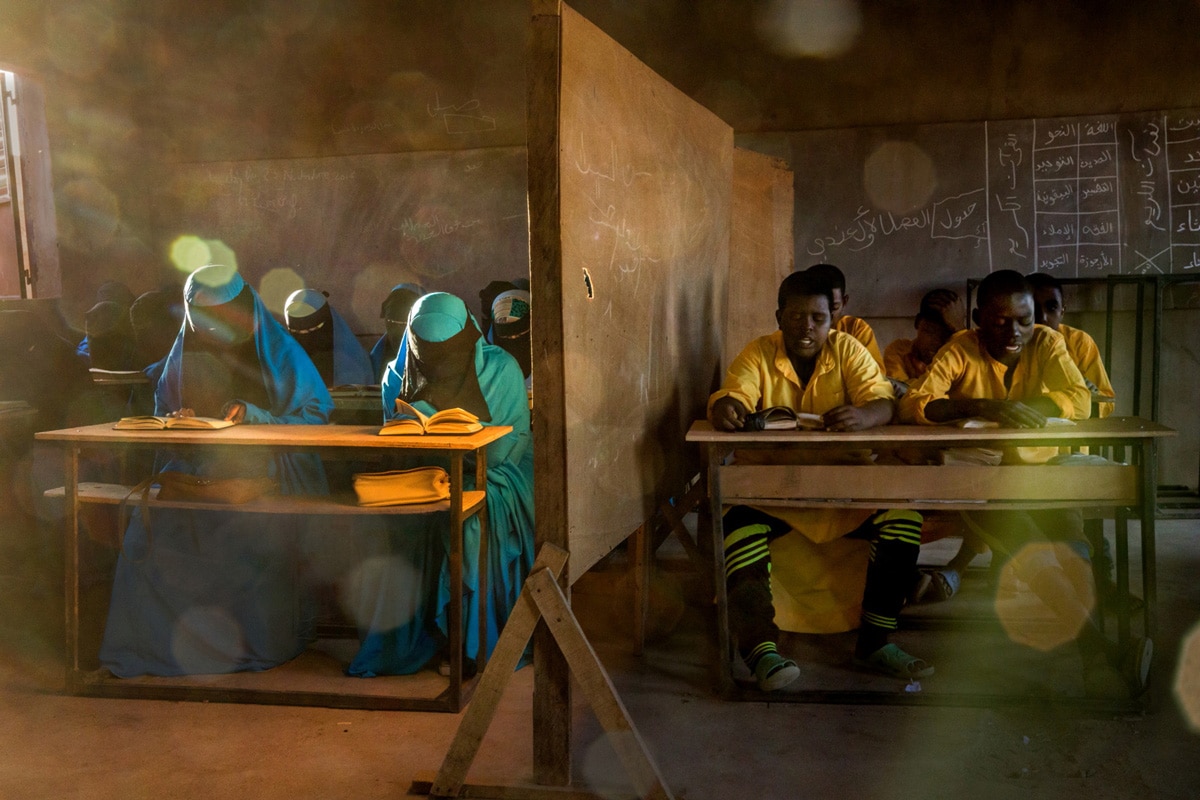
[[397, 215, 483, 243], [428, 92, 496, 135]]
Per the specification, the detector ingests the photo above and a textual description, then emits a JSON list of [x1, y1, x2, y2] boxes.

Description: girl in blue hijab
[[346, 292, 534, 675], [99, 264, 333, 676]]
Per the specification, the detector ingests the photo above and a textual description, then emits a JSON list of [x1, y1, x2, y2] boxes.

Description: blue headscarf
[[382, 292, 490, 421], [157, 265, 333, 493]]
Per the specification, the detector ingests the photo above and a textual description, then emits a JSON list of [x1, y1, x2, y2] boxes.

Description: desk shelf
[[46, 482, 487, 517]]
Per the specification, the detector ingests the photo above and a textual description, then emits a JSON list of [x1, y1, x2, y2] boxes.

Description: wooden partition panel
[[725, 148, 794, 367], [543, 5, 733, 584]]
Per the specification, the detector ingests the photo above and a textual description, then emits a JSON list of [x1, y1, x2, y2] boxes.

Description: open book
[[380, 399, 483, 435], [955, 416, 1075, 429], [743, 406, 825, 431], [114, 415, 236, 431]]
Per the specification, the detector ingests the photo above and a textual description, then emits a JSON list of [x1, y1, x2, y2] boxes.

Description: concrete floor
[[3, 460, 1200, 799]]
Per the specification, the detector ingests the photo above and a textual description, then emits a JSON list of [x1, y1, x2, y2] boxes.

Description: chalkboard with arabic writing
[[163, 146, 528, 330], [779, 109, 1200, 316]]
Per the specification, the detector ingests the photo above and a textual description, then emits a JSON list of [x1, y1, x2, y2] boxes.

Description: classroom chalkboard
[[781, 108, 1200, 317], [164, 147, 529, 330], [555, 5, 732, 582], [726, 148, 794, 367]]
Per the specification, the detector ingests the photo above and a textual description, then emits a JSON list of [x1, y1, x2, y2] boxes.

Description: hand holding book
[[741, 406, 825, 431]]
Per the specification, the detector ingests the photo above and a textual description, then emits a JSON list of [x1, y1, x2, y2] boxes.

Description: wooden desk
[[686, 417, 1176, 706], [35, 422, 511, 712]]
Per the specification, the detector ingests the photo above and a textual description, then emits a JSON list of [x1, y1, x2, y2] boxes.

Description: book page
[[794, 412, 825, 430], [379, 418, 426, 435], [392, 399, 432, 428], [114, 416, 169, 430], [426, 407, 482, 433], [165, 416, 236, 430]]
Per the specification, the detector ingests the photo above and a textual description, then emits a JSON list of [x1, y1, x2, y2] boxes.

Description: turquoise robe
[[346, 339, 534, 675]]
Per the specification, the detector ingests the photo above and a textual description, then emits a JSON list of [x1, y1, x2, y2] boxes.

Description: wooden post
[[528, 0, 572, 787]]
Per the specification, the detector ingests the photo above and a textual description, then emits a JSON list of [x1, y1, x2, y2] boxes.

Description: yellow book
[[379, 400, 483, 436], [113, 415, 237, 431]]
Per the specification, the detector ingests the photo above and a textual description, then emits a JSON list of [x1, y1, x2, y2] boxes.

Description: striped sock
[[724, 523, 772, 583]]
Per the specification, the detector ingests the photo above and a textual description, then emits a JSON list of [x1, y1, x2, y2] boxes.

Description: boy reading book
[[900, 269, 1149, 698], [709, 269, 930, 692]]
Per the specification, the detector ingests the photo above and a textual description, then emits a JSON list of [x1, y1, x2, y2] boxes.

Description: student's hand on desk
[[823, 404, 873, 432], [710, 397, 748, 431], [972, 399, 1047, 428], [221, 401, 247, 424]]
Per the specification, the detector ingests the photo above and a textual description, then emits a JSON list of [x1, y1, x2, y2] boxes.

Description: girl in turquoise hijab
[[347, 292, 534, 675]]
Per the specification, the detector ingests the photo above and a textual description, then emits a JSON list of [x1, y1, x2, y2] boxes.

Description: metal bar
[[1132, 279, 1145, 416], [448, 451, 465, 711], [1151, 276, 1163, 422], [1104, 276, 1115, 379], [707, 443, 733, 696], [64, 446, 80, 689]]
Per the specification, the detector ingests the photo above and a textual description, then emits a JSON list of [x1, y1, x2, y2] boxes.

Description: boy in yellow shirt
[[709, 270, 930, 692], [1025, 272, 1115, 418], [901, 269, 1149, 697], [805, 263, 884, 366], [884, 288, 964, 386]]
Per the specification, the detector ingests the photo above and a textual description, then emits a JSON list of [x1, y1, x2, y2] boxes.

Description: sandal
[[754, 651, 801, 692], [853, 643, 935, 679], [926, 568, 961, 602]]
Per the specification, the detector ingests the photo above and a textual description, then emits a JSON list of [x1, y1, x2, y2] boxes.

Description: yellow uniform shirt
[[835, 315, 884, 366], [883, 337, 928, 384], [710, 329, 893, 422], [1059, 323, 1114, 418], [899, 325, 1091, 462], [709, 329, 894, 633]]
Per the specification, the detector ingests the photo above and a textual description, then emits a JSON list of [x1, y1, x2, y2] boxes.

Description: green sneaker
[[754, 652, 801, 692]]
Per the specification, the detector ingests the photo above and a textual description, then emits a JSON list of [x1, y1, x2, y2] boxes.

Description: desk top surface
[[34, 422, 512, 450], [686, 417, 1175, 446]]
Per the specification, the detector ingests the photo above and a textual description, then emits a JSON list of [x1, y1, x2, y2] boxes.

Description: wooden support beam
[[420, 544, 674, 800]]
